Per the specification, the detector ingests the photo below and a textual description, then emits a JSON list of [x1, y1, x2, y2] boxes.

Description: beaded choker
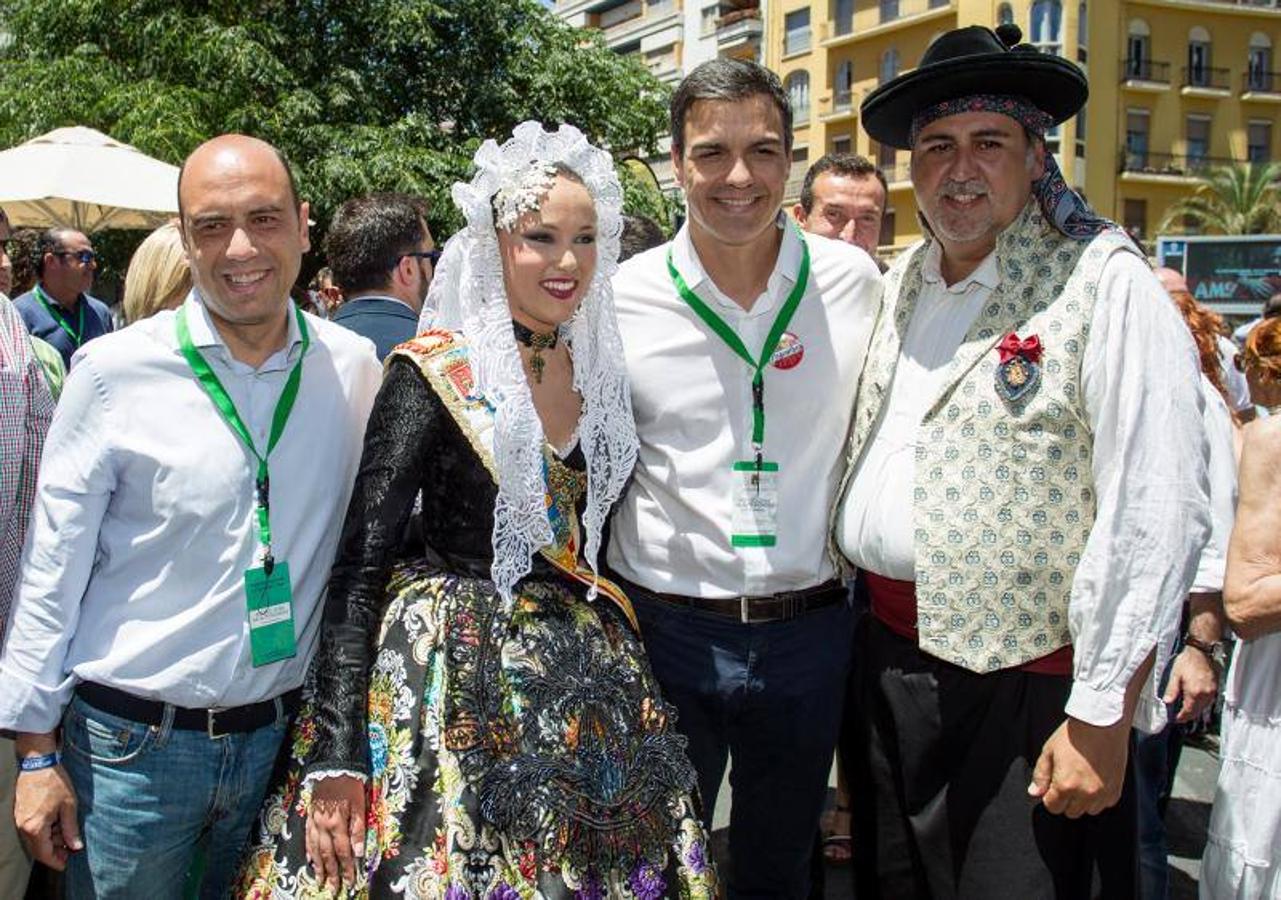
[[511, 320, 558, 383]]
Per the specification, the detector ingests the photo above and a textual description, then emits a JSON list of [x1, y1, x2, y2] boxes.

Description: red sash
[[864, 571, 1073, 676]]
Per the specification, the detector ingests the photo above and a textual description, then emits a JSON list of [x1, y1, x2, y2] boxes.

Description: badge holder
[[731, 459, 779, 548]]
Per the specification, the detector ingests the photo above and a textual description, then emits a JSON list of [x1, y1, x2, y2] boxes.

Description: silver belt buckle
[[207, 708, 229, 740]]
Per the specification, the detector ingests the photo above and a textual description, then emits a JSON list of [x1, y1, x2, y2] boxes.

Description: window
[[879, 48, 900, 84], [1030, 0, 1062, 55], [834, 60, 854, 111], [787, 71, 811, 123], [1122, 199, 1147, 239], [879, 208, 896, 248], [701, 3, 719, 36], [879, 0, 899, 23], [834, 0, 854, 36], [1186, 115, 1210, 166], [1077, 1, 1087, 63], [1126, 20, 1151, 80], [1074, 108, 1086, 158], [877, 142, 897, 170], [793, 146, 810, 164], [1045, 124, 1061, 156], [1249, 33, 1273, 92], [1187, 27, 1211, 88], [1125, 109, 1150, 169], [997, 3, 1014, 25], [833, 135, 852, 155], [1248, 121, 1272, 163], [784, 8, 811, 56]]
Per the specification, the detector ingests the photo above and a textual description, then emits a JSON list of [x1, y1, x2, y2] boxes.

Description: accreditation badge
[[245, 561, 297, 666], [731, 460, 779, 548]]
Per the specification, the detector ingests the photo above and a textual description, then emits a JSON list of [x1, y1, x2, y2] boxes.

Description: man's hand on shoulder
[[14, 732, 83, 870], [1027, 716, 1130, 818]]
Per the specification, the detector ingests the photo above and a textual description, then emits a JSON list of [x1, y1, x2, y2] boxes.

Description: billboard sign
[[1156, 235, 1281, 315]]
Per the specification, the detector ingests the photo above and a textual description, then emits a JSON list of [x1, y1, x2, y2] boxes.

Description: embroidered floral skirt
[[236, 565, 716, 899]]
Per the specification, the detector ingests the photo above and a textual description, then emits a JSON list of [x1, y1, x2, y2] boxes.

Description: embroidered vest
[[846, 200, 1138, 673]]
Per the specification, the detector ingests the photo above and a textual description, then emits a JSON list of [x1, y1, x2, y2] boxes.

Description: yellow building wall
[[1108, 1, 1281, 240]]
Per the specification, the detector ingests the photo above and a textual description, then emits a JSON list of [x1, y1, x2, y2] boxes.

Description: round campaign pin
[[771, 332, 804, 370]]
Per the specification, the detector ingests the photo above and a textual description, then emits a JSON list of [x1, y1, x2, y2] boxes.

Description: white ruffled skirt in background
[[1201, 632, 1281, 900]]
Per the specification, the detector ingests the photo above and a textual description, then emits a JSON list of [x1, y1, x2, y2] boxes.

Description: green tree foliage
[[1157, 162, 1281, 236], [0, 0, 670, 271], [617, 157, 676, 238]]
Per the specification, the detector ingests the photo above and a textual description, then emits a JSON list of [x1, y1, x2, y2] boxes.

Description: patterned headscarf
[[910, 94, 1124, 242]]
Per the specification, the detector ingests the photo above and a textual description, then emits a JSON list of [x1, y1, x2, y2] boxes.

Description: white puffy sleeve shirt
[[838, 245, 1211, 732]]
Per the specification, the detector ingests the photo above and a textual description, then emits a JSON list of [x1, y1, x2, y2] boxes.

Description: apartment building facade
[[765, 0, 1281, 252], [555, 0, 767, 187]]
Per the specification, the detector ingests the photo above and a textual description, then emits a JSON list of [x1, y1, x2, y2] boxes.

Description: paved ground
[[708, 739, 1221, 898]]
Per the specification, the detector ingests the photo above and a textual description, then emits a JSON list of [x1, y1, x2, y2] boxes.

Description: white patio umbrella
[[0, 126, 179, 232]]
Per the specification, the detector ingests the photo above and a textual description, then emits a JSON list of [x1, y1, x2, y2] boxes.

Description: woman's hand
[[305, 774, 367, 894]]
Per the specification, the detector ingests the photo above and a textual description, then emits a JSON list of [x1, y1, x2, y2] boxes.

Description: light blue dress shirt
[[0, 292, 381, 732]]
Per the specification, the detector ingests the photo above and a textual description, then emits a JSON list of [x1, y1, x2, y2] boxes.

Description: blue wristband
[[17, 752, 60, 772]]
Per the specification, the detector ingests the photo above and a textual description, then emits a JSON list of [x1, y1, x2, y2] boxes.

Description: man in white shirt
[[328, 192, 437, 359], [608, 58, 881, 897], [834, 25, 1209, 897], [0, 135, 381, 896]]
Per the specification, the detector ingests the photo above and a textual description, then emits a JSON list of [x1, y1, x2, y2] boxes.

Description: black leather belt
[[627, 578, 847, 624], [75, 682, 301, 739]]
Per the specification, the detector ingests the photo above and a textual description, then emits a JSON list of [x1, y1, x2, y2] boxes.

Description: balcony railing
[[598, 0, 642, 28], [1244, 70, 1281, 93], [1119, 150, 1238, 176], [833, 88, 855, 112], [825, 0, 953, 39], [717, 7, 759, 27], [1120, 58, 1171, 83], [880, 162, 912, 184], [1183, 66, 1231, 90]]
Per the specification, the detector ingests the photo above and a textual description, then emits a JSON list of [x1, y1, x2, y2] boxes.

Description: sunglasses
[[400, 249, 443, 266], [54, 249, 97, 265]]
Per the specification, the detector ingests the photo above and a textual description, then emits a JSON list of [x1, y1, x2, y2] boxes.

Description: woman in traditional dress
[[1200, 317, 1281, 900], [236, 122, 715, 899]]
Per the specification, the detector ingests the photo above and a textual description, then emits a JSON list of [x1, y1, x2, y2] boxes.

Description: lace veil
[[418, 121, 637, 603]]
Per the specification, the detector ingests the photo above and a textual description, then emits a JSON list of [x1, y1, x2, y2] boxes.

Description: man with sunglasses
[[327, 193, 436, 359], [14, 228, 113, 369]]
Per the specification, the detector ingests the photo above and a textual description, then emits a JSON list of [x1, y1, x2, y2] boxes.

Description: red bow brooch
[[995, 332, 1042, 403]]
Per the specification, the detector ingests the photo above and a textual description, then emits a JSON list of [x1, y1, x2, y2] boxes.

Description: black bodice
[[305, 356, 578, 776]]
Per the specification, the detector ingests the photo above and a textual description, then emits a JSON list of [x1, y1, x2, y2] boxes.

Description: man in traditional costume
[[833, 25, 1211, 897]]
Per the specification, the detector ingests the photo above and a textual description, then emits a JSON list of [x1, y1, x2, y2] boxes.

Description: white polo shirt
[[608, 219, 881, 599]]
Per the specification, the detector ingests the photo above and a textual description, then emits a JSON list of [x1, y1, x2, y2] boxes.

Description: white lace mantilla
[[418, 121, 636, 604]]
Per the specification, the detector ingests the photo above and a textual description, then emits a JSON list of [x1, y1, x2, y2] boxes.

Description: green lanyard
[[34, 284, 85, 347], [666, 231, 810, 467], [175, 304, 310, 573]]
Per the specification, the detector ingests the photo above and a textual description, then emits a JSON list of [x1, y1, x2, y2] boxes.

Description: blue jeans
[[61, 694, 288, 899], [632, 592, 855, 900]]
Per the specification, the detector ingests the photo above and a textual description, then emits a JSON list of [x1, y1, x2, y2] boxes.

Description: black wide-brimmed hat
[[861, 24, 1088, 149]]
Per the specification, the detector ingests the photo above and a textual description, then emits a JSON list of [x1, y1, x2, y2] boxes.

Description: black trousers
[[842, 615, 1138, 900]]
